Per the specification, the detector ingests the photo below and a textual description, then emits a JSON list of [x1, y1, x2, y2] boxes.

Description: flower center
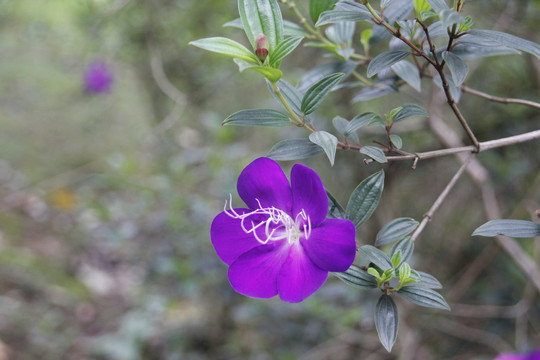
[[224, 195, 311, 245]]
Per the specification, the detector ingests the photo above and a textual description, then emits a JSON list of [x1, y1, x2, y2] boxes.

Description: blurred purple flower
[[84, 61, 113, 93], [495, 349, 540, 360], [210, 157, 356, 303]]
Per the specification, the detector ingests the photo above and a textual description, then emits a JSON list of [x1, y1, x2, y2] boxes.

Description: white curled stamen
[[224, 194, 311, 245]]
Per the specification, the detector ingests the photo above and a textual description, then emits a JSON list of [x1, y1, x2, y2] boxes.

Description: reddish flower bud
[[256, 34, 269, 50], [256, 47, 269, 62]]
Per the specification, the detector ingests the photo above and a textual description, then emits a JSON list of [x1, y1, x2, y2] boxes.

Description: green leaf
[[425, 0, 448, 13], [189, 37, 259, 63], [358, 245, 393, 271], [333, 116, 359, 143], [389, 134, 403, 149], [360, 146, 387, 163], [267, 79, 304, 119], [334, 265, 378, 289], [367, 50, 410, 78], [375, 295, 399, 352], [389, 237, 414, 266], [392, 104, 429, 123], [270, 36, 304, 68], [267, 139, 323, 160], [316, 1, 372, 26], [472, 219, 540, 238], [414, 0, 431, 16], [391, 60, 421, 92], [441, 51, 468, 86], [244, 65, 283, 82], [391, 251, 402, 269], [433, 75, 461, 102], [439, 9, 464, 30], [360, 29, 372, 53], [327, 191, 346, 219], [409, 271, 443, 289], [397, 286, 450, 310], [376, 218, 419, 246], [223, 109, 291, 127], [284, 20, 310, 37], [398, 262, 412, 281], [420, 10, 437, 21], [238, 0, 283, 51], [298, 61, 357, 93], [368, 267, 382, 278], [301, 73, 345, 115], [346, 170, 385, 228], [310, 0, 339, 23], [309, 131, 338, 166], [345, 112, 377, 136], [467, 29, 540, 59]]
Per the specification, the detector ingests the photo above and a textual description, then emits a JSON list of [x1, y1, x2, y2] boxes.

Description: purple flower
[[494, 349, 540, 360], [210, 157, 356, 303], [84, 61, 113, 93]]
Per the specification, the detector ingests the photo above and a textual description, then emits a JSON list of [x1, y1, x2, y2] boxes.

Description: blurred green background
[[0, 0, 539, 359]]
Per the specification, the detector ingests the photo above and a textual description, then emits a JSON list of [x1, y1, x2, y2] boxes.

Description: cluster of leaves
[[191, 0, 540, 352], [326, 170, 447, 351]]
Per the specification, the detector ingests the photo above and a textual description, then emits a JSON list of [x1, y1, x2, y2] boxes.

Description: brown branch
[[461, 85, 540, 110]]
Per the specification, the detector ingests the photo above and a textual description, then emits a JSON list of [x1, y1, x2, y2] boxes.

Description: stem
[[411, 154, 474, 241], [461, 85, 540, 110], [272, 82, 313, 132], [352, 71, 375, 86], [385, 129, 540, 162]]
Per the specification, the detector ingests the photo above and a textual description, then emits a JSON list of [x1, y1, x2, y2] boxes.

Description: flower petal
[[291, 164, 328, 226], [211, 209, 263, 265], [302, 218, 356, 272], [278, 243, 328, 303], [228, 242, 289, 299], [237, 157, 292, 212]]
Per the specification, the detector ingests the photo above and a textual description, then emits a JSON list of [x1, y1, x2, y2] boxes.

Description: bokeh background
[[0, 0, 539, 359]]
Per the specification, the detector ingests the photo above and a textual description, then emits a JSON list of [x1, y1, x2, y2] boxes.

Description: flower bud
[[255, 34, 269, 62], [256, 47, 269, 62]]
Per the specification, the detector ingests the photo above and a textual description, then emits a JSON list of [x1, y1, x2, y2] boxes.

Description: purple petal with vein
[[278, 244, 328, 303], [228, 243, 289, 299], [237, 157, 292, 213], [302, 218, 356, 272], [291, 163, 328, 226]]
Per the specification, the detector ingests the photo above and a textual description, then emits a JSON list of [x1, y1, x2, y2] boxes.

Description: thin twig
[[411, 154, 474, 241], [461, 85, 540, 110]]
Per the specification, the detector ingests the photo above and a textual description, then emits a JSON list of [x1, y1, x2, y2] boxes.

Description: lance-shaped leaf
[[310, 0, 339, 23], [267, 139, 323, 160], [346, 170, 385, 228], [267, 79, 304, 118], [390, 237, 414, 266], [472, 219, 540, 238], [367, 50, 410, 78], [309, 131, 338, 166], [334, 264, 378, 289], [414, 0, 431, 16], [270, 36, 304, 68], [442, 51, 468, 86], [301, 72, 345, 115], [376, 218, 419, 246], [327, 191, 346, 219], [468, 29, 540, 60], [333, 116, 359, 143], [345, 112, 377, 136], [391, 60, 421, 92], [223, 109, 291, 127], [359, 245, 393, 271], [189, 37, 260, 63], [392, 104, 429, 123], [316, 6, 372, 26], [425, 0, 449, 13], [375, 295, 399, 352], [298, 61, 357, 93], [409, 271, 443, 289], [398, 286, 450, 310], [239, 0, 283, 51], [360, 146, 387, 164], [246, 65, 283, 82]]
